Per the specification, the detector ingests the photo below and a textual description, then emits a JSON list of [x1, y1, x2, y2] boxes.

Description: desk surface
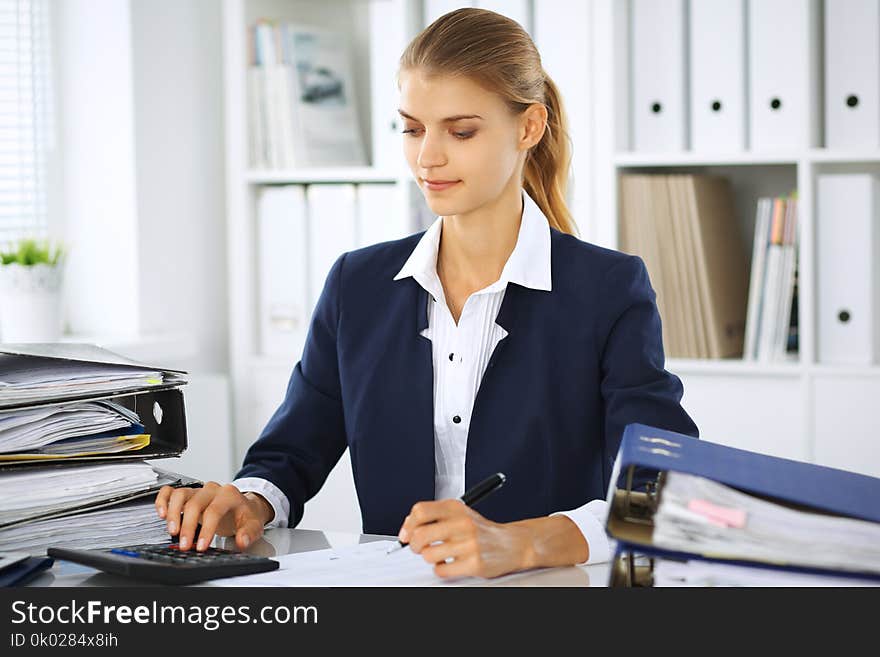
[[27, 528, 610, 587]]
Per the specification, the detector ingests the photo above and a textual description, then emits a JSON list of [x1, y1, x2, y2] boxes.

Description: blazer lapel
[[391, 281, 435, 502], [465, 283, 537, 494]]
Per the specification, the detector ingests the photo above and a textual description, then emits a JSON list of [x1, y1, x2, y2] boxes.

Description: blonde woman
[[156, 8, 698, 579]]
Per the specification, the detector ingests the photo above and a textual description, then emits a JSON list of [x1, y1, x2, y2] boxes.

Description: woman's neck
[[437, 186, 523, 290]]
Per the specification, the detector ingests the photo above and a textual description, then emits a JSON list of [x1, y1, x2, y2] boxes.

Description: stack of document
[[0, 400, 147, 460], [0, 462, 182, 555], [0, 354, 165, 407], [0, 499, 167, 555], [653, 559, 877, 587], [652, 471, 880, 580], [0, 344, 196, 555]]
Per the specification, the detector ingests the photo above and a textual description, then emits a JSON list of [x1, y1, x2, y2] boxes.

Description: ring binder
[[606, 423, 880, 587]]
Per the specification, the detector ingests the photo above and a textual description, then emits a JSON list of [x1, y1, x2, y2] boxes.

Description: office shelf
[[667, 358, 803, 377], [245, 167, 402, 185]]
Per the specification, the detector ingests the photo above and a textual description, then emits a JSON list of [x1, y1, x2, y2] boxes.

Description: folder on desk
[[605, 423, 880, 586], [0, 343, 189, 465], [0, 343, 200, 555]]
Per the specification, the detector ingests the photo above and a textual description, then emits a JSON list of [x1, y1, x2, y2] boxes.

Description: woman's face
[[397, 69, 530, 217]]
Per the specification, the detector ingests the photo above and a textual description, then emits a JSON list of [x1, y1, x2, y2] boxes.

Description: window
[[0, 0, 52, 244]]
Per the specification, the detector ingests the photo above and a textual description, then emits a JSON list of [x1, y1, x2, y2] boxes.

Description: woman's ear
[[520, 103, 548, 150]]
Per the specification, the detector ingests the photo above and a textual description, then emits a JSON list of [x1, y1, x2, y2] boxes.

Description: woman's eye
[[400, 128, 475, 139]]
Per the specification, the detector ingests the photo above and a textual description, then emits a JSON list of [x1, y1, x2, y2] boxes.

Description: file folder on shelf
[[748, 0, 819, 150], [816, 174, 880, 365], [630, 0, 687, 152], [605, 423, 880, 586], [823, 0, 880, 149], [689, 0, 747, 151]]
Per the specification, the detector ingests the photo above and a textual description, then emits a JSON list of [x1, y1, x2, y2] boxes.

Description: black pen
[[386, 472, 506, 555]]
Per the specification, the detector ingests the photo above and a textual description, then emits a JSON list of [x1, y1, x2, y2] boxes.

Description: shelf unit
[[223, 0, 427, 532], [591, 1, 880, 475]]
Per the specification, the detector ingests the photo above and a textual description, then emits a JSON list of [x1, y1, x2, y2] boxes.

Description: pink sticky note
[[688, 499, 747, 528]]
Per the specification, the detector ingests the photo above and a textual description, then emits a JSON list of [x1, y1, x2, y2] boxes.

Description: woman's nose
[[416, 134, 446, 169]]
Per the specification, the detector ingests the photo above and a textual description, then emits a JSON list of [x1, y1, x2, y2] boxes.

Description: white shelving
[[245, 166, 403, 184], [222, 0, 425, 532], [592, 1, 880, 476]]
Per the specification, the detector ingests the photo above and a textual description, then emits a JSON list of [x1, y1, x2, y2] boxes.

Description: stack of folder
[[0, 344, 199, 555], [619, 174, 750, 359], [605, 424, 880, 587]]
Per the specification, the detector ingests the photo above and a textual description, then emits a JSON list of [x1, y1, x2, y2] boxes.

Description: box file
[[306, 184, 358, 308], [606, 423, 880, 586], [816, 174, 880, 364], [257, 185, 309, 358], [824, 0, 880, 149], [630, 0, 687, 152], [748, 0, 819, 150], [355, 183, 410, 248], [689, 0, 746, 151]]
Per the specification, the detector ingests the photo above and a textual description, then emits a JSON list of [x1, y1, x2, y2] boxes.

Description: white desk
[[26, 528, 610, 587]]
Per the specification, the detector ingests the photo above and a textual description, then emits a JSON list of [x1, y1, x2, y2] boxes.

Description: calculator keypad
[[110, 544, 257, 567]]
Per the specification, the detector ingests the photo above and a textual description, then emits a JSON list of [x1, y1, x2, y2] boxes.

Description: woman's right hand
[[154, 482, 274, 552]]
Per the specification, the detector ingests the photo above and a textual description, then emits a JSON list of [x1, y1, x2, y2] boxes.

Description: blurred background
[[5, 0, 879, 533]]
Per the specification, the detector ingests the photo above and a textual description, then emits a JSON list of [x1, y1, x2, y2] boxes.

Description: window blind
[[0, 0, 52, 245]]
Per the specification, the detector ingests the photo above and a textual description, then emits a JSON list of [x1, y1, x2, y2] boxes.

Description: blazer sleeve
[[234, 253, 349, 528], [597, 255, 699, 491]]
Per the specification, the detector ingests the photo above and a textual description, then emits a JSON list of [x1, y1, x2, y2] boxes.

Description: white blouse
[[235, 189, 612, 565]]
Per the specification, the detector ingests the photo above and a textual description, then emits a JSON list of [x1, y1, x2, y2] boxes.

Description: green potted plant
[[0, 238, 66, 342]]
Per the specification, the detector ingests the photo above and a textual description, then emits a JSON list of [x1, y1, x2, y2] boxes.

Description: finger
[[434, 553, 480, 579], [154, 485, 176, 519], [419, 536, 475, 566], [234, 514, 265, 551], [165, 487, 197, 536], [403, 499, 465, 538], [195, 485, 242, 551], [408, 517, 466, 553], [178, 484, 220, 550]]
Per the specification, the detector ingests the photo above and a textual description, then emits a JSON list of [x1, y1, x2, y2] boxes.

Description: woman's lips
[[423, 179, 460, 191]]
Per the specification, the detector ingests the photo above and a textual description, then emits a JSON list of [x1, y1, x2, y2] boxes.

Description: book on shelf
[[618, 173, 749, 359], [249, 19, 366, 169], [744, 193, 799, 362]]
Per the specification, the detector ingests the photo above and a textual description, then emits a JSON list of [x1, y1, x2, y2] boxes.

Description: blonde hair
[[399, 8, 577, 235]]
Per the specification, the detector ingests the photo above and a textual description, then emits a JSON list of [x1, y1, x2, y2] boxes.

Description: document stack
[[618, 173, 750, 359], [605, 423, 880, 587], [744, 194, 799, 362], [0, 344, 198, 556]]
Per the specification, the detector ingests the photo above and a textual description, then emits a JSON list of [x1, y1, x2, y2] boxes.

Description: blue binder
[[605, 423, 880, 585]]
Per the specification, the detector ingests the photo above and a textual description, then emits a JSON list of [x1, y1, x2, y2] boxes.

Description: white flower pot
[[0, 263, 64, 342]]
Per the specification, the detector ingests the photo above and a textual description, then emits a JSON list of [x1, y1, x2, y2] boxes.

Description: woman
[[155, 8, 698, 579]]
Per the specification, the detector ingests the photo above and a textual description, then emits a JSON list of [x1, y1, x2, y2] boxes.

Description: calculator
[[47, 543, 280, 585]]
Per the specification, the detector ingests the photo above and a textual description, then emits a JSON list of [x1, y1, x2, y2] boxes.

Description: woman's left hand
[[397, 499, 536, 579]]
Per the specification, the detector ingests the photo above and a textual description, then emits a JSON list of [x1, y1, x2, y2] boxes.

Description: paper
[[653, 558, 879, 587], [0, 462, 161, 527], [0, 499, 168, 555], [0, 434, 150, 461], [208, 540, 551, 587], [0, 351, 177, 406], [653, 471, 880, 575], [0, 399, 144, 457]]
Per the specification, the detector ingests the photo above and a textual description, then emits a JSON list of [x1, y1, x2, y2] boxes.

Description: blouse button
[[452, 415, 462, 424]]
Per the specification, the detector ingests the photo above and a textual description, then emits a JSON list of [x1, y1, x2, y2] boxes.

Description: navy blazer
[[236, 229, 699, 536]]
